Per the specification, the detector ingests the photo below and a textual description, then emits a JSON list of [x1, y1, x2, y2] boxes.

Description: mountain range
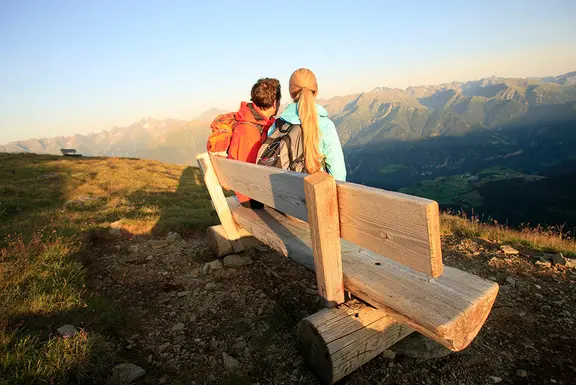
[[2, 71, 576, 227]]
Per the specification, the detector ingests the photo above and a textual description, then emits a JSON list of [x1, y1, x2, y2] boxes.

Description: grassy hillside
[[0, 153, 216, 384], [1, 153, 575, 383]]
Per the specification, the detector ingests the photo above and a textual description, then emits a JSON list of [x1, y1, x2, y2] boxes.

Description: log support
[[206, 225, 262, 259], [298, 300, 413, 384]]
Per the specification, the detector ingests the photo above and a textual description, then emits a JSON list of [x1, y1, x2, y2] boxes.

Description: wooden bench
[[196, 152, 499, 384], [60, 148, 82, 157]]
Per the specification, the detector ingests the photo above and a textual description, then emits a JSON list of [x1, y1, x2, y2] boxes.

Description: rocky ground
[[81, 230, 576, 385]]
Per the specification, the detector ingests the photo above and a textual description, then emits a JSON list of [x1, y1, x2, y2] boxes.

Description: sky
[[1, 0, 576, 143]]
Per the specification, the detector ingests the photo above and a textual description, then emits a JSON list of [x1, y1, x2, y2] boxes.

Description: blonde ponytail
[[289, 69, 323, 174]]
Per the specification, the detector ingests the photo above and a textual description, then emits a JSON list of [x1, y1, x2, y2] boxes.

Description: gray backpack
[[257, 119, 305, 172]]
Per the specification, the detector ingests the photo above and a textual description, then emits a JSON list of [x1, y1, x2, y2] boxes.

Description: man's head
[[251, 78, 281, 118]]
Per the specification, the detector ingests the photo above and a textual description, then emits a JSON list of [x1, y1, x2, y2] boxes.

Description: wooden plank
[[210, 156, 441, 276], [337, 182, 443, 277], [210, 155, 308, 221], [196, 153, 243, 253], [298, 300, 413, 384], [227, 196, 499, 352], [304, 172, 344, 308]]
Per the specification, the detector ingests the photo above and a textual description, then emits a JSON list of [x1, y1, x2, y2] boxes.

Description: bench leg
[[298, 300, 413, 384], [206, 225, 262, 259]]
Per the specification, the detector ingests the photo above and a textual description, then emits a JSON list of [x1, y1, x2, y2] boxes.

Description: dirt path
[[85, 231, 576, 384]]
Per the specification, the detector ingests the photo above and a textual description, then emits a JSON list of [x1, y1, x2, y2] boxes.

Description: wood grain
[[210, 155, 308, 221], [227, 197, 499, 351], [210, 156, 442, 276], [196, 153, 243, 253], [304, 172, 345, 308], [298, 300, 413, 384], [337, 182, 443, 277]]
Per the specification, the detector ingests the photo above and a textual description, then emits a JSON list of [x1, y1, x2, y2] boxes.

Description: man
[[228, 78, 281, 208]]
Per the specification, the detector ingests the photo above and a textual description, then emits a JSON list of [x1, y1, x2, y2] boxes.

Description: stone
[[108, 227, 121, 237], [500, 245, 519, 255], [381, 350, 396, 360], [158, 342, 171, 352], [171, 322, 185, 331], [566, 258, 576, 268], [108, 363, 145, 384], [535, 259, 552, 268], [56, 324, 78, 338], [65, 196, 97, 208], [488, 376, 503, 383], [146, 255, 153, 261], [516, 369, 528, 378], [205, 281, 217, 290], [149, 240, 169, 249], [166, 232, 183, 243], [222, 352, 240, 370], [552, 253, 567, 266], [177, 291, 191, 298], [390, 333, 452, 359], [505, 276, 517, 288], [203, 260, 223, 273], [223, 254, 253, 268]]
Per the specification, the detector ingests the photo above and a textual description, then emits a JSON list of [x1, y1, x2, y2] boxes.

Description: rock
[[205, 281, 217, 290], [65, 196, 97, 208], [56, 324, 78, 338], [177, 291, 191, 298], [223, 254, 253, 268], [203, 260, 223, 273], [516, 369, 528, 378], [222, 352, 240, 370], [149, 240, 169, 249], [566, 258, 576, 268], [171, 322, 185, 331], [108, 363, 145, 384], [390, 333, 452, 359], [505, 276, 517, 288], [108, 227, 121, 237], [535, 258, 552, 268], [488, 376, 503, 383], [500, 245, 519, 255], [158, 342, 171, 351], [381, 350, 396, 360], [166, 232, 183, 243], [552, 253, 567, 266], [146, 255, 153, 261]]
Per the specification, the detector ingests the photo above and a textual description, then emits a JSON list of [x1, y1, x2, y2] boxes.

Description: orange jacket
[[228, 102, 275, 203]]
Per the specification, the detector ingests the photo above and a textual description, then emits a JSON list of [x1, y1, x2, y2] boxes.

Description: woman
[[268, 68, 346, 181]]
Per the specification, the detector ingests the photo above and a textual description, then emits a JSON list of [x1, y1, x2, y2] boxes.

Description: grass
[[2, 152, 574, 383], [441, 211, 576, 257], [0, 153, 216, 384]]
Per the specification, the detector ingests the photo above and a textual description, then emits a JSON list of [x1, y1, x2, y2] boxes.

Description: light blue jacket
[[268, 103, 347, 181]]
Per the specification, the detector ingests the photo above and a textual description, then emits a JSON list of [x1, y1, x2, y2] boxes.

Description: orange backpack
[[207, 112, 237, 157]]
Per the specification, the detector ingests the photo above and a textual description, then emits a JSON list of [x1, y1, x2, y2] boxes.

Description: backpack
[[207, 112, 264, 157], [257, 119, 305, 172], [206, 112, 237, 157]]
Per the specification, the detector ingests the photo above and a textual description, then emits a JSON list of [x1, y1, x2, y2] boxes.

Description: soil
[[84, 231, 576, 385]]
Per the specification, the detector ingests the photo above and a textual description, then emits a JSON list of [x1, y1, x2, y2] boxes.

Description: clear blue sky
[[1, 0, 575, 143]]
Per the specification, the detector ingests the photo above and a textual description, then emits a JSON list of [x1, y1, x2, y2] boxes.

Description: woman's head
[[289, 68, 323, 174]]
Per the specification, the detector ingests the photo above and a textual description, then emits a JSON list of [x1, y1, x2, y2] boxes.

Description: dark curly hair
[[251, 78, 281, 109]]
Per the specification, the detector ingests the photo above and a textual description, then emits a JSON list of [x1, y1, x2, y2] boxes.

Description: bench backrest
[[210, 156, 443, 277]]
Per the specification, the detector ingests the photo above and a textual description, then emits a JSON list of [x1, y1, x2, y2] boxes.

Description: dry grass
[[0, 153, 216, 384], [441, 212, 576, 257]]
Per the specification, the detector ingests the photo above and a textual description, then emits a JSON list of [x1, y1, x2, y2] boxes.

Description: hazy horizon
[[1, 0, 575, 143]]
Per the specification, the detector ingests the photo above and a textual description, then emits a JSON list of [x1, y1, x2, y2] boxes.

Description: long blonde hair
[[289, 68, 323, 174]]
